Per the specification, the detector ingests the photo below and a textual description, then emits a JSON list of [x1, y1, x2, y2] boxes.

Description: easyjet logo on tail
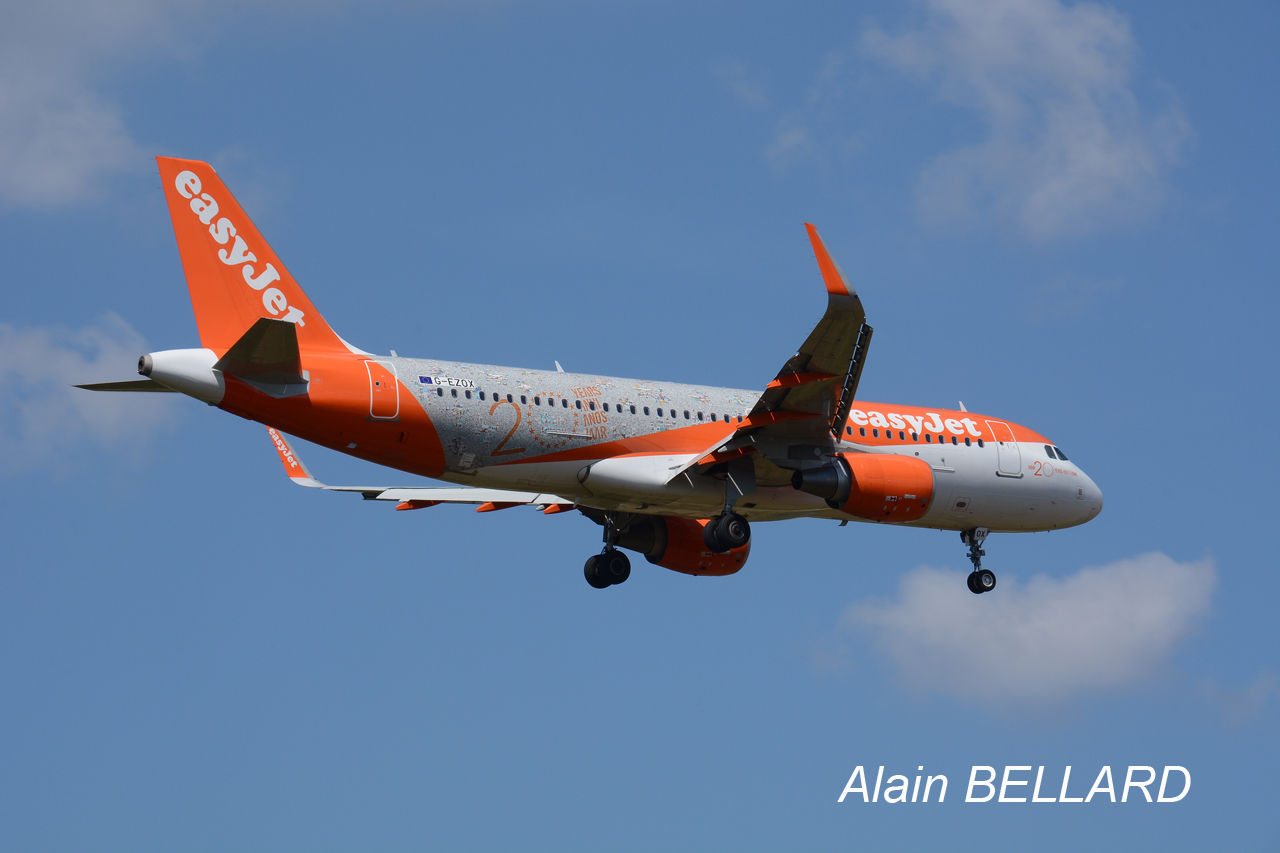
[[174, 171, 306, 326]]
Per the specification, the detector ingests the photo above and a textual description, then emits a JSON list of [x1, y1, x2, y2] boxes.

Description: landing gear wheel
[[597, 549, 631, 585], [961, 527, 993, 593], [974, 568, 996, 593], [703, 515, 726, 552], [584, 555, 610, 589], [704, 512, 751, 553], [718, 513, 750, 549]]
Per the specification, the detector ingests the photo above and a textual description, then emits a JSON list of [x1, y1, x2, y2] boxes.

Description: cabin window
[[683, 410, 690, 419], [533, 396, 540, 405], [846, 426, 852, 435], [925, 434, 932, 443], [1054, 446, 1069, 461], [656, 408, 663, 417], [503, 394, 510, 403], [630, 405, 636, 414], [478, 391, 485, 400], [451, 389, 457, 397], [643, 406, 650, 416], [562, 398, 568, 408], [951, 436, 958, 445], [965, 437, 971, 446], [899, 431, 905, 440], [872, 429, 879, 437], [737, 415, 743, 423], [697, 412, 703, 421], [711, 413, 718, 422], [859, 427, 866, 437], [465, 390, 471, 399], [517, 395, 524, 404], [911, 432, 918, 441], [588, 401, 595, 411], [575, 399, 582, 409], [978, 439, 985, 447]]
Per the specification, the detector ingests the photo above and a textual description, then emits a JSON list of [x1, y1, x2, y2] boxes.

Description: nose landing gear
[[962, 527, 996, 594]]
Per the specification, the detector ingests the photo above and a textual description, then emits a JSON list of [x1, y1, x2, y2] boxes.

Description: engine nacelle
[[792, 452, 934, 522], [614, 515, 750, 576]]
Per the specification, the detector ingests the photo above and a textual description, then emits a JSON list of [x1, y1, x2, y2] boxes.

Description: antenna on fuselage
[[555, 361, 565, 373], [958, 401, 967, 412]]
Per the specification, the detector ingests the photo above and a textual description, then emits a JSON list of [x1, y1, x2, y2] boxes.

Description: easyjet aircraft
[[82, 157, 1104, 592]]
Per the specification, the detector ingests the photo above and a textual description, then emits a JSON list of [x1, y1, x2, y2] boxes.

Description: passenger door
[[985, 420, 1022, 476]]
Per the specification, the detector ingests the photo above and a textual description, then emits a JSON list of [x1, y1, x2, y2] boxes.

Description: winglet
[[267, 427, 322, 487], [804, 223, 855, 298]]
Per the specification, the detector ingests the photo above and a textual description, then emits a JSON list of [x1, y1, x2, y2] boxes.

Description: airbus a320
[[81, 158, 1105, 592]]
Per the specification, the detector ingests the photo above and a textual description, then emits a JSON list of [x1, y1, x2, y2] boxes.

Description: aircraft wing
[[267, 427, 574, 512], [666, 224, 871, 483], [746, 223, 871, 439]]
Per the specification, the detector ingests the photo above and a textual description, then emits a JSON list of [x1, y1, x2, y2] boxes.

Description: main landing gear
[[584, 512, 632, 589], [703, 512, 750, 554], [962, 527, 996, 594]]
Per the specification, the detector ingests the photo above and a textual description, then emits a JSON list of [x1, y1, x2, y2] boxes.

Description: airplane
[[80, 157, 1104, 593]]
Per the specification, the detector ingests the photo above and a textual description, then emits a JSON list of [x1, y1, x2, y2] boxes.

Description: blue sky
[[1, 0, 1277, 849]]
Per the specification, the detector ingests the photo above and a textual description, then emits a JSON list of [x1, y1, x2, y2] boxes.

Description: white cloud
[[862, 0, 1190, 240], [0, 0, 198, 206], [839, 552, 1215, 707], [0, 314, 178, 470]]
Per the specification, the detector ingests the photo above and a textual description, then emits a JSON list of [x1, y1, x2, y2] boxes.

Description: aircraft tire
[[584, 555, 610, 589], [975, 569, 997, 593], [598, 550, 631, 585], [703, 515, 728, 553], [966, 572, 981, 594], [718, 513, 751, 550]]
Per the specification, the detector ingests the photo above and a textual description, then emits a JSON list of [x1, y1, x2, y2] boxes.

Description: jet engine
[[792, 452, 934, 522], [615, 515, 750, 576]]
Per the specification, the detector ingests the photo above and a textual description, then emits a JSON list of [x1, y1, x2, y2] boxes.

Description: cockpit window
[[1045, 444, 1055, 459], [1053, 446, 1069, 461]]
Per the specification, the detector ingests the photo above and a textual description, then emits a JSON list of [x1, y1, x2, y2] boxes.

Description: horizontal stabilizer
[[215, 317, 305, 385], [76, 379, 176, 392]]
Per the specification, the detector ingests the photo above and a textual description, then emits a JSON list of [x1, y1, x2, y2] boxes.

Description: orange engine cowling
[[792, 452, 934, 522], [614, 515, 750, 576]]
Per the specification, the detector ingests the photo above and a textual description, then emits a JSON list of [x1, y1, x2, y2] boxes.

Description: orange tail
[[157, 157, 346, 356]]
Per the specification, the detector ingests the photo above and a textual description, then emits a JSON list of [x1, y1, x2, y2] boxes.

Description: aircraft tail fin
[[156, 157, 346, 356]]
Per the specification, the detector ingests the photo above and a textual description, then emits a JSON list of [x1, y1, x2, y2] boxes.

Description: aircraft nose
[[1079, 470, 1104, 522]]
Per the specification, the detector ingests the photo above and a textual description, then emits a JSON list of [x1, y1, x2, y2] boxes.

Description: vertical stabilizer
[[156, 157, 345, 356]]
